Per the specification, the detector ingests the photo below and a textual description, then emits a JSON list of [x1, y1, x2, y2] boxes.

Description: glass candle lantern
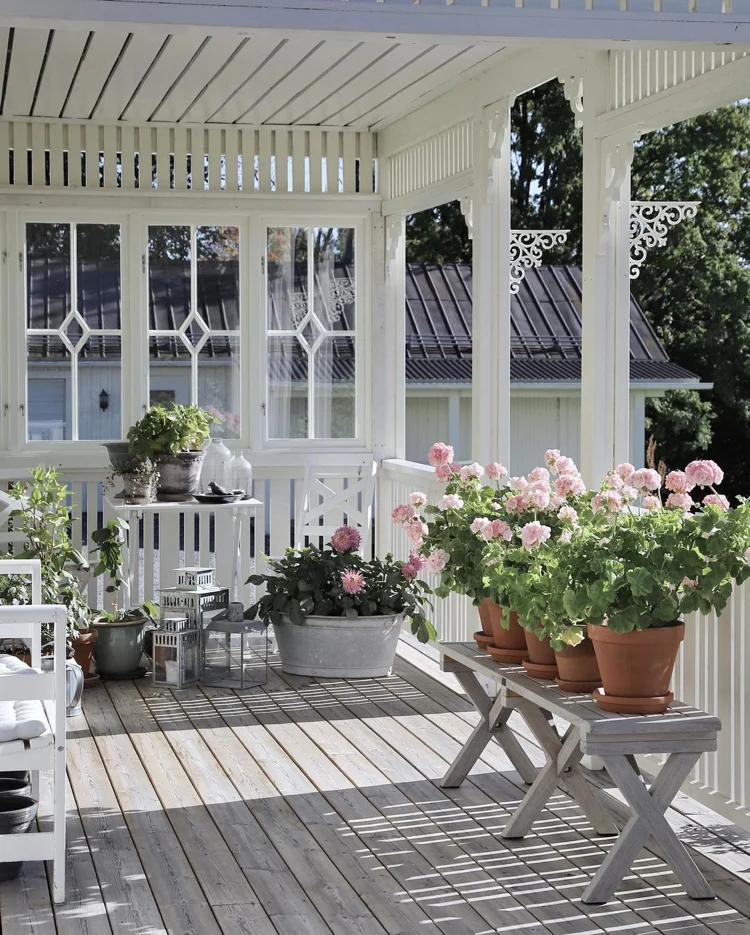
[[152, 628, 200, 688], [202, 619, 269, 690]]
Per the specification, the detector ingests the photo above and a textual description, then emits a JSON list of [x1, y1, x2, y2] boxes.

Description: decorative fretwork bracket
[[460, 194, 474, 240], [562, 74, 584, 129], [510, 230, 569, 293], [385, 214, 404, 271], [629, 201, 699, 279]]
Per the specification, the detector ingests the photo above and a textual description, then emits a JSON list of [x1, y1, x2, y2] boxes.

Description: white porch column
[[579, 55, 634, 486], [372, 213, 406, 462], [471, 98, 513, 467]]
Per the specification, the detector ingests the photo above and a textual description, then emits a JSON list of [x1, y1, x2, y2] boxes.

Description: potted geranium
[[246, 525, 435, 678], [550, 459, 750, 712], [90, 520, 158, 678], [127, 404, 216, 501]]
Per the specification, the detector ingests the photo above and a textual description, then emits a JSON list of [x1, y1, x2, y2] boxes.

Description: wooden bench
[[440, 640, 720, 905]]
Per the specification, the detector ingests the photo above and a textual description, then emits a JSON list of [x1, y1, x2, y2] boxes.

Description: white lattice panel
[[609, 46, 748, 112], [387, 119, 473, 201], [0, 122, 376, 196]]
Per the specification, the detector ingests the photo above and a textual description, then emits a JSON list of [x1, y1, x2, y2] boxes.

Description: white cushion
[[0, 654, 48, 741]]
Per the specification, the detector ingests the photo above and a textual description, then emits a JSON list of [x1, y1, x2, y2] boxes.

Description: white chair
[[295, 460, 377, 554], [0, 488, 25, 550], [0, 559, 66, 903]]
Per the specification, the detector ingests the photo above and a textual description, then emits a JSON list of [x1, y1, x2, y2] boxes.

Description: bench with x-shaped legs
[[439, 641, 720, 905]]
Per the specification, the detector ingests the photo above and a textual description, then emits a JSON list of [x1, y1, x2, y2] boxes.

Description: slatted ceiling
[[120, 33, 209, 123], [178, 37, 279, 125], [31, 30, 87, 118], [3, 28, 48, 117], [91, 32, 167, 122], [208, 37, 324, 125], [150, 34, 247, 123], [62, 31, 131, 120]]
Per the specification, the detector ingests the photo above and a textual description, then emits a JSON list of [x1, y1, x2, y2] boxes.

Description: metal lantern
[[152, 628, 200, 687], [202, 619, 270, 689], [175, 567, 215, 590], [160, 586, 229, 626]]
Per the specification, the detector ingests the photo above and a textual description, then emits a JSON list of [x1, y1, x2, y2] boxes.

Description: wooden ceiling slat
[[91, 31, 167, 121], [150, 34, 246, 122], [4, 28, 49, 117], [120, 32, 208, 123], [32, 29, 89, 118], [62, 30, 131, 119]]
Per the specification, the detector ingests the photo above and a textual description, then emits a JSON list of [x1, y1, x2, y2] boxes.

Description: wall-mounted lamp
[[99, 390, 109, 412]]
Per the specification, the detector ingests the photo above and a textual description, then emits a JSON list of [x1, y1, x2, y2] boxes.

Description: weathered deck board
[[1, 646, 750, 935]]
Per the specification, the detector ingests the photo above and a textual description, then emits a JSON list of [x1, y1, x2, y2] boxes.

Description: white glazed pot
[[275, 614, 404, 678]]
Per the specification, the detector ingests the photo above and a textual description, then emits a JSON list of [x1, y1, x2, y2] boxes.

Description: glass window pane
[[149, 336, 192, 406], [313, 227, 355, 331], [199, 336, 240, 438], [197, 226, 240, 331], [267, 227, 307, 330], [27, 223, 70, 330], [78, 336, 121, 440], [77, 224, 121, 329], [313, 337, 355, 439], [268, 336, 308, 439], [148, 225, 191, 330], [28, 336, 71, 440]]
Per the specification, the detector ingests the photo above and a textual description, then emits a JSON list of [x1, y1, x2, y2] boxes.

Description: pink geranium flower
[[391, 504, 415, 525], [405, 520, 428, 545], [341, 569, 365, 594], [485, 462, 508, 481], [409, 491, 427, 508], [508, 476, 528, 491], [592, 491, 623, 514], [704, 493, 729, 511], [524, 486, 551, 511], [528, 467, 550, 484], [616, 462, 636, 482], [642, 495, 661, 511], [665, 492, 693, 511], [603, 471, 624, 490], [425, 549, 450, 574], [505, 495, 525, 513], [557, 505, 578, 525], [459, 463, 485, 482], [665, 470, 695, 494], [470, 517, 491, 535], [556, 456, 579, 476], [401, 553, 425, 580], [521, 521, 551, 551], [435, 464, 454, 483], [439, 494, 464, 511], [331, 525, 362, 552], [686, 460, 724, 487], [544, 449, 562, 471], [491, 519, 513, 541], [555, 474, 585, 498], [428, 442, 454, 467], [629, 468, 662, 492]]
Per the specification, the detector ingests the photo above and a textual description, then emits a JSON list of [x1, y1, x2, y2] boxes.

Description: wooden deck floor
[[4, 643, 750, 935]]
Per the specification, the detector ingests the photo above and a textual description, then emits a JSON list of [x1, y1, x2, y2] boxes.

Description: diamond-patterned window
[[266, 227, 356, 440], [26, 222, 122, 441], [148, 225, 241, 438]]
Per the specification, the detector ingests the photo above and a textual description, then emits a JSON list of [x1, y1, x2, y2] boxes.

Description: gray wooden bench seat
[[439, 640, 720, 905]]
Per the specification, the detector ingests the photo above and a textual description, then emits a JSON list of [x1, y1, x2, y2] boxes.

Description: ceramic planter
[[122, 471, 157, 504], [588, 623, 685, 714], [522, 628, 558, 679], [155, 450, 206, 501], [0, 778, 31, 797], [274, 614, 403, 678], [93, 616, 149, 678], [486, 603, 529, 664], [72, 627, 98, 679], [473, 599, 496, 652], [554, 639, 602, 693], [103, 442, 138, 473], [0, 795, 37, 881]]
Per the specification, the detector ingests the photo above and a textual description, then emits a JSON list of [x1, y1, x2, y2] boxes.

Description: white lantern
[[152, 628, 200, 688]]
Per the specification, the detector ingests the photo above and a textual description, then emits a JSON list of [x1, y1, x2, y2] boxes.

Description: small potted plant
[[106, 458, 159, 505], [246, 525, 435, 678], [127, 404, 216, 501], [90, 519, 157, 678]]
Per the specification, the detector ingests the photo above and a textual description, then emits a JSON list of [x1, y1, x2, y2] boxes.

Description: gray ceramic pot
[[155, 451, 206, 501], [122, 471, 156, 504], [0, 795, 37, 881], [274, 614, 403, 678], [93, 617, 148, 678], [103, 442, 139, 473]]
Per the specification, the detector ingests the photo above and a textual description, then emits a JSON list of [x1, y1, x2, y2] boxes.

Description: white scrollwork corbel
[[385, 215, 404, 267], [484, 100, 512, 204], [598, 131, 639, 253], [510, 230, 569, 293], [459, 195, 474, 240], [629, 202, 699, 279], [562, 75, 584, 129]]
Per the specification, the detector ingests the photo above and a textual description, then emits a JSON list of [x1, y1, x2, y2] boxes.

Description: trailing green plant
[[90, 519, 157, 623], [127, 404, 217, 461], [246, 525, 436, 643]]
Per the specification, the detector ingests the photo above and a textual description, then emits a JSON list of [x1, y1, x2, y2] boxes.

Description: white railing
[[378, 456, 750, 831]]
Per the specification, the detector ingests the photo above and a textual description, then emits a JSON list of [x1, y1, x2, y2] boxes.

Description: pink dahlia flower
[[391, 504, 415, 525], [434, 464, 454, 483], [409, 491, 427, 508], [331, 525, 362, 552], [685, 460, 724, 488], [425, 549, 450, 574], [485, 462, 508, 481], [439, 494, 464, 511], [704, 493, 729, 511], [665, 470, 695, 494], [341, 569, 365, 595], [428, 442, 454, 467], [555, 474, 586, 498], [642, 495, 661, 511], [459, 463, 485, 482], [521, 521, 551, 551], [665, 492, 693, 511]]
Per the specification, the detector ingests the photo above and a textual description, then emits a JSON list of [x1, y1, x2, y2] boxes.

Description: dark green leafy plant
[[90, 519, 157, 623], [127, 404, 217, 460], [246, 527, 436, 643]]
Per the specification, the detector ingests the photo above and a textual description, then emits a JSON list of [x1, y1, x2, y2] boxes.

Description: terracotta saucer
[[555, 676, 602, 694], [487, 645, 528, 665], [473, 631, 495, 652], [522, 660, 559, 680], [592, 687, 674, 715]]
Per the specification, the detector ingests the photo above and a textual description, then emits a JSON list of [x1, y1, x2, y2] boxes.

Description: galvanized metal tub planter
[[275, 614, 403, 678]]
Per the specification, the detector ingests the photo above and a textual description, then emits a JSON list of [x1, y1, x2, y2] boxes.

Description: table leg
[[583, 752, 713, 904], [440, 669, 537, 788], [231, 506, 242, 602]]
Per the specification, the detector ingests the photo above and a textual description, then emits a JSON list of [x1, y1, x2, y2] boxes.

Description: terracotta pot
[[554, 639, 602, 693], [522, 627, 558, 679], [588, 623, 685, 714], [72, 628, 98, 680], [487, 603, 529, 664], [477, 599, 494, 637]]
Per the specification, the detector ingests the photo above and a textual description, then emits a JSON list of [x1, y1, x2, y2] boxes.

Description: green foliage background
[[407, 83, 750, 495]]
